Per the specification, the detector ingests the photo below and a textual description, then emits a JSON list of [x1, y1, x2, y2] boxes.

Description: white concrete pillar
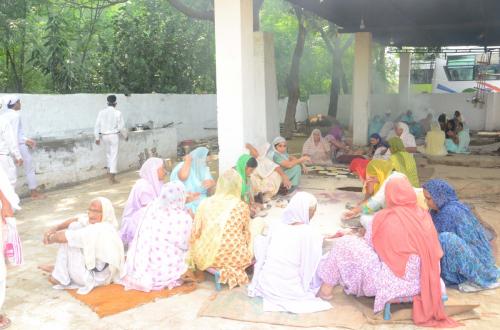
[[214, 0, 254, 172], [253, 32, 280, 144], [485, 92, 500, 130], [399, 53, 411, 110], [351, 32, 372, 145]]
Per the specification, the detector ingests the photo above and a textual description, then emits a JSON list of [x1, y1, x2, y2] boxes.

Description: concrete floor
[[4, 151, 500, 329]]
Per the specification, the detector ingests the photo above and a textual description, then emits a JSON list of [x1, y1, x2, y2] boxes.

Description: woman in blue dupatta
[[170, 147, 215, 212], [268, 137, 309, 191], [423, 179, 499, 292]]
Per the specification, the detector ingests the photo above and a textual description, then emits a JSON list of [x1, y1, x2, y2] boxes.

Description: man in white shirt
[[3, 95, 44, 199], [0, 102, 22, 188], [94, 95, 128, 184]]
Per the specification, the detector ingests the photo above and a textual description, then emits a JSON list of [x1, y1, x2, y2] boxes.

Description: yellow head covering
[[190, 169, 245, 270], [366, 159, 394, 193]]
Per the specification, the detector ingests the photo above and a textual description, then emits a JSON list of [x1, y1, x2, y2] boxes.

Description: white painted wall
[[0, 93, 217, 141], [15, 128, 176, 196]]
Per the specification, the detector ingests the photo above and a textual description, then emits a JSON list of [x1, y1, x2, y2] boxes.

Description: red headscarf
[[372, 177, 459, 328], [349, 158, 370, 181]]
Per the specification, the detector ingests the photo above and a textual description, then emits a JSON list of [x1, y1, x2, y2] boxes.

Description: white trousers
[[101, 134, 119, 174], [0, 155, 16, 187], [0, 219, 5, 311], [19, 144, 37, 190]]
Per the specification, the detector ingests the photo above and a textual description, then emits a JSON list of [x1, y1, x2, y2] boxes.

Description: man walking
[[0, 101, 22, 189], [3, 95, 44, 199], [94, 95, 127, 184]]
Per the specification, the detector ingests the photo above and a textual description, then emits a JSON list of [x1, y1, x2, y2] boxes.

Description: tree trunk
[[328, 49, 342, 117], [283, 8, 307, 139]]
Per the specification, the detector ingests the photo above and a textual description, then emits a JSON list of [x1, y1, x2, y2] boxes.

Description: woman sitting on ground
[[387, 137, 420, 187], [246, 143, 289, 203], [170, 147, 215, 212], [423, 179, 499, 292], [301, 129, 333, 165], [269, 137, 309, 192], [393, 122, 417, 153], [343, 168, 427, 222], [235, 154, 258, 203], [421, 122, 447, 156], [120, 157, 165, 246], [367, 133, 389, 160], [121, 182, 193, 292], [317, 177, 457, 327], [349, 159, 393, 205], [191, 169, 253, 289], [41, 197, 124, 295], [248, 192, 332, 313], [445, 122, 470, 154]]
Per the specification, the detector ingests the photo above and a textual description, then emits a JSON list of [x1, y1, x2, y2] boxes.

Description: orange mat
[[66, 271, 203, 318]]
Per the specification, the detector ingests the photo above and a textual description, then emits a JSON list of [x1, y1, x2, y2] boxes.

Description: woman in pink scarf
[[121, 181, 192, 291], [120, 158, 165, 246], [302, 129, 332, 165], [317, 177, 458, 327]]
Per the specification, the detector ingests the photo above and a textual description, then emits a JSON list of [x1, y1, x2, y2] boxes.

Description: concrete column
[[399, 53, 411, 110], [253, 32, 280, 144], [485, 92, 500, 130], [214, 0, 254, 172], [351, 32, 372, 145]]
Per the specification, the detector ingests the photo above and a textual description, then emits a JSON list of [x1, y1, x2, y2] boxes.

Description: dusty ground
[[4, 139, 500, 329]]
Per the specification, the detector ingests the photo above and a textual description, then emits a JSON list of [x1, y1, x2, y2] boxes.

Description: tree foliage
[[0, 0, 397, 97]]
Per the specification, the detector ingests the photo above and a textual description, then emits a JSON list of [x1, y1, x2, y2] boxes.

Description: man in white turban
[[2, 95, 43, 198]]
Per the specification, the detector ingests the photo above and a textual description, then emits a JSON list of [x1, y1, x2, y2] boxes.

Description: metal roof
[[286, 0, 500, 47]]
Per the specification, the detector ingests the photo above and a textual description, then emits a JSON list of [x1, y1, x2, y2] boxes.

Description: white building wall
[[0, 93, 217, 141], [16, 128, 176, 196]]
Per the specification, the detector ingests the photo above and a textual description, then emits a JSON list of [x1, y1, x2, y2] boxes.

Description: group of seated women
[[39, 143, 497, 326]]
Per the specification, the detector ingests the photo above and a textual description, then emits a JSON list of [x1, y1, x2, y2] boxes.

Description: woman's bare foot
[[317, 283, 334, 301], [38, 264, 54, 273], [0, 315, 11, 329]]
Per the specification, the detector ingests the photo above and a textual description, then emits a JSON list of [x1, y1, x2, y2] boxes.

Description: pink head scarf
[[139, 157, 164, 196], [372, 177, 459, 328]]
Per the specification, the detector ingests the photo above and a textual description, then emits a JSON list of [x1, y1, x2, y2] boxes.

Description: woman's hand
[[300, 155, 311, 163], [301, 163, 309, 174], [186, 192, 200, 204], [43, 227, 57, 244], [202, 179, 215, 189], [282, 176, 292, 189], [342, 206, 361, 220]]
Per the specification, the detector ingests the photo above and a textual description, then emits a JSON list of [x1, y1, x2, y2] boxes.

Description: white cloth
[[94, 106, 127, 141], [2, 109, 27, 145], [0, 165, 20, 210], [282, 192, 317, 225], [52, 222, 113, 295], [19, 144, 37, 189], [255, 143, 278, 178], [0, 156, 16, 187], [51, 197, 124, 294], [396, 122, 416, 148], [102, 134, 119, 174], [0, 117, 21, 160], [248, 192, 330, 314], [0, 219, 5, 311], [248, 223, 331, 313]]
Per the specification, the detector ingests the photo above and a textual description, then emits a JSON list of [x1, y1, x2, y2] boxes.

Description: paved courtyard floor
[[4, 156, 500, 329]]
